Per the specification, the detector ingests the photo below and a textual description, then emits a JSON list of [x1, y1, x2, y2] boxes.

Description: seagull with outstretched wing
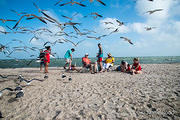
[[146, 9, 163, 14], [10, 9, 27, 16], [145, 27, 156, 31], [13, 14, 47, 29], [0, 88, 14, 97], [0, 19, 16, 23], [120, 37, 134, 45], [0, 74, 17, 78], [18, 75, 44, 85]]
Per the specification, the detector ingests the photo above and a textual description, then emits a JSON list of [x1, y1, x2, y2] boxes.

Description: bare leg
[[68, 60, 72, 70], [40, 64, 43, 71], [135, 71, 142, 74], [64, 62, 68, 69], [94, 62, 97, 73], [44, 62, 49, 73], [99, 62, 103, 72], [90, 64, 94, 74]]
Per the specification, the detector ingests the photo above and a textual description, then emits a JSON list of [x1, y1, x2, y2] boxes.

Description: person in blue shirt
[[64, 48, 75, 70]]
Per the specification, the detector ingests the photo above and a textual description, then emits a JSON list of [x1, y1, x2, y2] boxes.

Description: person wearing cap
[[97, 43, 103, 72], [64, 48, 75, 70], [103, 53, 115, 71], [82, 53, 97, 74], [44, 46, 51, 73]]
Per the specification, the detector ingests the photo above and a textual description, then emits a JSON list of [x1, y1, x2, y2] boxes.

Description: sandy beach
[[0, 64, 180, 120]]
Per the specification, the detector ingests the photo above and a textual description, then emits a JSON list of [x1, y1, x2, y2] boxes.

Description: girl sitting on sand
[[131, 58, 142, 75]]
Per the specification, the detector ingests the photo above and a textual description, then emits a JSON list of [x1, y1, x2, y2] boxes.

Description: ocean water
[[0, 56, 180, 68]]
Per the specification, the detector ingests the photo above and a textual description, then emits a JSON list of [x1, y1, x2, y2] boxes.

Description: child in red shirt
[[44, 46, 51, 73], [131, 58, 142, 75], [126, 64, 131, 73]]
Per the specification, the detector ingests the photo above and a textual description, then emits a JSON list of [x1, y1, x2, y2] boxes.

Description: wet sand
[[0, 64, 180, 120]]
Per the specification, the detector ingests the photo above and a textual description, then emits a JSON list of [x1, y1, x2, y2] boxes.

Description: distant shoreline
[[0, 56, 180, 60], [0, 63, 180, 69]]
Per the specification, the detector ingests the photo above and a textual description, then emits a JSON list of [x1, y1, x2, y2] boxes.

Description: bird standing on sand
[[15, 91, 24, 98], [0, 111, 3, 118], [44, 74, 48, 79], [62, 73, 66, 78]]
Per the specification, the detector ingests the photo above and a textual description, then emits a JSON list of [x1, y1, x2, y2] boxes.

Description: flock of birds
[[0, 0, 164, 100], [0, 0, 163, 62], [0, 74, 46, 99], [0, 0, 165, 118]]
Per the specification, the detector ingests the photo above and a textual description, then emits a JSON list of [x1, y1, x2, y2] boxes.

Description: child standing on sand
[[131, 58, 142, 75], [44, 46, 51, 73]]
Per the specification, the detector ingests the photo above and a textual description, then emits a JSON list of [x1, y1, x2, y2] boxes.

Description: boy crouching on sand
[[131, 58, 142, 75]]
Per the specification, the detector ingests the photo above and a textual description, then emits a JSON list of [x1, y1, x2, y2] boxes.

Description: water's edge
[[0, 56, 180, 68]]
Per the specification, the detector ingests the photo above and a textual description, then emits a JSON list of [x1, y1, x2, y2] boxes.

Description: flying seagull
[[0, 88, 14, 97], [54, 0, 63, 6], [87, 35, 107, 40], [109, 28, 119, 34], [146, 9, 163, 14], [116, 19, 125, 26], [145, 27, 156, 31], [91, 12, 103, 19], [120, 37, 134, 45], [63, 39, 85, 47], [13, 14, 47, 29], [0, 19, 16, 23], [88, 0, 106, 6], [10, 9, 27, 16], [18, 75, 44, 85], [60, 0, 86, 7], [0, 74, 17, 78]]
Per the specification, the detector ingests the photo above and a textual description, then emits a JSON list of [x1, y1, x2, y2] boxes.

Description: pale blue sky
[[0, 0, 180, 59]]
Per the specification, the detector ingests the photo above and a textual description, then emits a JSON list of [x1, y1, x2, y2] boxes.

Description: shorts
[[103, 63, 113, 69], [85, 64, 91, 69], [65, 58, 71, 63], [97, 57, 103, 62], [44, 60, 50, 63], [40, 61, 45, 66]]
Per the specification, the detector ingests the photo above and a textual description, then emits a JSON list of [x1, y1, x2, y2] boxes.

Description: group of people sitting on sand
[[39, 44, 142, 75]]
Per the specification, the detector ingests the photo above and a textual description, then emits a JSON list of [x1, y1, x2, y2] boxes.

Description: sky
[[0, 0, 180, 59]]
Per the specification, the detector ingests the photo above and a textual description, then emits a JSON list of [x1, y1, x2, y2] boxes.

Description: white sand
[[0, 64, 180, 120]]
